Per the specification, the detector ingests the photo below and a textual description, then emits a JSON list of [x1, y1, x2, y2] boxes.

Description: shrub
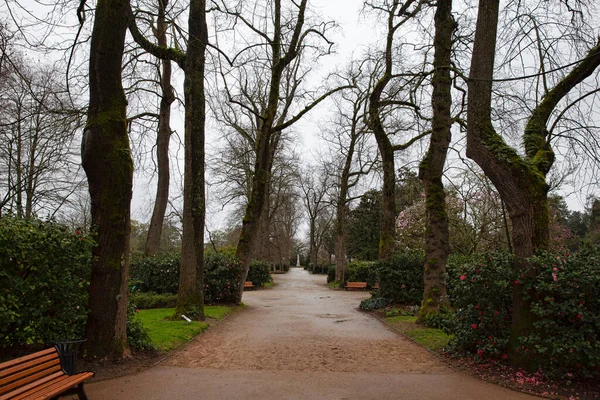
[[327, 266, 336, 283], [376, 250, 424, 305], [129, 292, 178, 309], [204, 251, 244, 304], [346, 260, 377, 285], [519, 246, 600, 379], [247, 260, 272, 287], [130, 253, 180, 294], [445, 252, 513, 358], [0, 217, 94, 348], [283, 264, 290, 272], [359, 297, 391, 311], [126, 301, 153, 350]]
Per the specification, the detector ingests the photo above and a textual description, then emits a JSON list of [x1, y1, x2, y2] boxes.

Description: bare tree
[[299, 165, 333, 268], [467, 0, 600, 364], [0, 57, 85, 219], [320, 69, 376, 282], [364, 0, 429, 261], [210, 0, 351, 301]]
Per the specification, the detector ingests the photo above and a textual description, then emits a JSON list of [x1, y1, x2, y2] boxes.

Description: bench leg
[[77, 383, 89, 400]]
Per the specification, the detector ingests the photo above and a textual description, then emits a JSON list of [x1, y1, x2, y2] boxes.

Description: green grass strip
[[405, 328, 453, 351], [135, 306, 233, 351]]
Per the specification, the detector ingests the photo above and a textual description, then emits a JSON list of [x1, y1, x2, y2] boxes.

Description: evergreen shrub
[[129, 252, 180, 294], [376, 250, 424, 305], [204, 251, 244, 304], [0, 217, 94, 348], [247, 260, 272, 287], [327, 266, 336, 283], [346, 260, 377, 285]]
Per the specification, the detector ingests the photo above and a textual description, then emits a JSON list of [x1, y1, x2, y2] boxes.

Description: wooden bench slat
[[0, 360, 61, 394], [25, 372, 93, 400], [0, 349, 56, 371], [0, 372, 65, 400], [0, 353, 60, 382], [1, 348, 94, 400], [11, 374, 71, 400]]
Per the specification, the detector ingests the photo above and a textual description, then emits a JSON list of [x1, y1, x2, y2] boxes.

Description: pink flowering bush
[[204, 251, 244, 304], [519, 246, 600, 379], [447, 247, 600, 379], [446, 252, 514, 358]]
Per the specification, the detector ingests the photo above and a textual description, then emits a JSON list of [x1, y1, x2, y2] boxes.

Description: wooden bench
[[244, 281, 255, 290], [0, 347, 94, 400], [344, 282, 368, 291]]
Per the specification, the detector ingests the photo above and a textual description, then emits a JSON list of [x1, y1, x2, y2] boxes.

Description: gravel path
[[87, 268, 539, 399]]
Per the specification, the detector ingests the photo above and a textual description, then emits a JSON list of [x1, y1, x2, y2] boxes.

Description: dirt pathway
[[87, 268, 539, 399]]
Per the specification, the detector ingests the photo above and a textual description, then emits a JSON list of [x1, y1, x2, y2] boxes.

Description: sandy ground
[[86, 268, 539, 399]]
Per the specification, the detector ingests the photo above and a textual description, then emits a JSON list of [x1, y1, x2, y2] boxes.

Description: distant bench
[[344, 282, 379, 291], [345, 282, 367, 291], [0, 347, 94, 399], [244, 281, 255, 290]]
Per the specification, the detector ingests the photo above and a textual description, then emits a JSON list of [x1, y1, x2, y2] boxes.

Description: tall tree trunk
[[174, 0, 208, 320], [417, 0, 455, 321], [334, 132, 358, 282], [145, 0, 174, 256], [467, 0, 600, 365], [81, 0, 133, 360]]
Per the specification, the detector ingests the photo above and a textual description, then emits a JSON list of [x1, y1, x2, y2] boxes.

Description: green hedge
[[0, 217, 94, 348], [247, 260, 272, 287], [376, 250, 424, 305], [346, 260, 378, 286], [129, 292, 178, 309], [130, 252, 180, 294]]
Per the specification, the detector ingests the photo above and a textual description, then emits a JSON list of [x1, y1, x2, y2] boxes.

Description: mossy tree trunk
[[128, 0, 207, 320], [174, 0, 208, 320], [417, 0, 455, 321], [81, 0, 133, 360], [145, 0, 174, 256], [467, 0, 600, 366]]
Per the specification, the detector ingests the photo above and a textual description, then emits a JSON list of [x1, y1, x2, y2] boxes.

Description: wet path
[[87, 268, 538, 399]]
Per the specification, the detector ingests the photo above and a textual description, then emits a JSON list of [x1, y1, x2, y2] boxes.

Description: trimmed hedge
[[0, 217, 94, 348], [129, 292, 178, 309], [376, 250, 424, 305], [130, 252, 179, 294], [247, 260, 272, 287]]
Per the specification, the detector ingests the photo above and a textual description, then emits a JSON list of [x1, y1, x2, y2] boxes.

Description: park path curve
[[87, 268, 539, 399]]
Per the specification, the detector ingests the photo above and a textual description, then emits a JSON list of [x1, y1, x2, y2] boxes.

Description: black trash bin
[[49, 339, 86, 375]]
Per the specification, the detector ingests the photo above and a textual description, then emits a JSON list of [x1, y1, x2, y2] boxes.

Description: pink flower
[[553, 267, 558, 271], [552, 273, 558, 282], [502, 354, 508, 359], [514, 280, 519, 285], [460, 275, 466, 281], [477, 349, 484, 356], [471, 324, 477, 329], [577, 314, 582, 319], [75, 230, 81, 235]]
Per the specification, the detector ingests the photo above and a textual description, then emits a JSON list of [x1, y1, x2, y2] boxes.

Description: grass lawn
[[385, 315, 453, 351], [135, 306, 233, 351]]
